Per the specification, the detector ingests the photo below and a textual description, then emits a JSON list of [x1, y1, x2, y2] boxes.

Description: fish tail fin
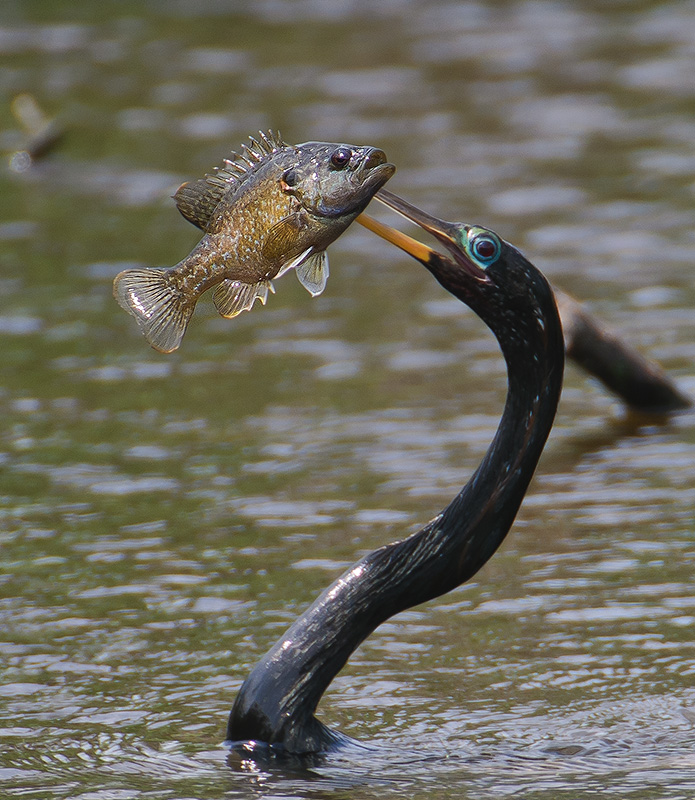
[[113, 268, 193, 353]]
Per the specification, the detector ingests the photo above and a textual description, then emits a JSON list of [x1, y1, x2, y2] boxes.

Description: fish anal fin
[[261, 213, 305, 264], [295, 250, 329, 296], [113, 268, 193, 353], [213, 279, 272, 318]]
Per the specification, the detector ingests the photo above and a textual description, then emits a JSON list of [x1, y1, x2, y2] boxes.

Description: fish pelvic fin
[[294, 249, 329, 296], [113, 268, 193, 353], [213, 279, 274, 318]]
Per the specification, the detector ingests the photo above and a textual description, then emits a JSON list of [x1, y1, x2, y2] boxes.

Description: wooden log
[[555, 288, 691, 414]]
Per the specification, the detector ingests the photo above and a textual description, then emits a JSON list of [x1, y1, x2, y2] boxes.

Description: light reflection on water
[[1, 0, 695, 798]]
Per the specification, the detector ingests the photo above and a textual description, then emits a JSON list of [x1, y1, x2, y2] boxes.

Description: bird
[[225, 187, 565, 756]]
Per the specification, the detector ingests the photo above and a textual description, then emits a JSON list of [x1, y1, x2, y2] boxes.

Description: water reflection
[[1, 0, 695, 798]]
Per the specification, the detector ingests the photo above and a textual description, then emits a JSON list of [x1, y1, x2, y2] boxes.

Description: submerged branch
[[555, 288, 690, 415]]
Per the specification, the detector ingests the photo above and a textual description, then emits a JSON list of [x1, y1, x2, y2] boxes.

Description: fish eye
[[330, 147, 353, 169], [468, 229, 501, 267]]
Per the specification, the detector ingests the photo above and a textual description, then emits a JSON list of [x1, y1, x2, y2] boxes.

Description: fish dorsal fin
[[174, 178, 226, 231], [294, 250, 329, 296], [213, 279, 275, 318], [174, 130, 287, 231]]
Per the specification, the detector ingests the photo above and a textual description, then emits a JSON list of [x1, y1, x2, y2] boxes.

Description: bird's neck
[[227, 299, 564, 754], [436, 327, 563, 586]]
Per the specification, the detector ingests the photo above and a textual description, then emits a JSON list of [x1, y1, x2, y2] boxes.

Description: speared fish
[[113, 131, 395, 352]]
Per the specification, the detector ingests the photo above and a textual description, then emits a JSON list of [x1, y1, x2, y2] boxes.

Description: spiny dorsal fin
[[173, 130, 287, 231]]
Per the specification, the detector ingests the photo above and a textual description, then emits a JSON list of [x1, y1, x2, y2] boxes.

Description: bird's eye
[[468, 229, 501, 267], [330, 147, 352, 169]]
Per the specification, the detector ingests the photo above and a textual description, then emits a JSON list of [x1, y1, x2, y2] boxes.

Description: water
[[1, 1, 695, 797]]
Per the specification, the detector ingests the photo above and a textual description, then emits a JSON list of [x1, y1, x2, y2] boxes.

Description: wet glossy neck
[[226, 289, 563, 755]]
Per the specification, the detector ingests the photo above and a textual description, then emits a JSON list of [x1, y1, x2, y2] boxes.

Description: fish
[[113, 131, 395, 353]]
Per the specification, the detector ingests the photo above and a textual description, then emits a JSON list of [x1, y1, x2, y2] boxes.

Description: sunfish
[[113, 131, 395, 352]]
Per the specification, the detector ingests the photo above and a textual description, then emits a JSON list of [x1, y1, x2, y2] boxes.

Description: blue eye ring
[[467, 228, 501, 268]]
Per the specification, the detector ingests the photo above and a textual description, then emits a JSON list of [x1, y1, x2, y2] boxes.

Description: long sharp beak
[[356, 189, 479, 277], [356, 211, 436, 265], [374, 188, 462, 250]]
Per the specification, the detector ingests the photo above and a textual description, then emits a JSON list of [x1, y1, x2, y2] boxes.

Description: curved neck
[[227, 289, 564, 754]]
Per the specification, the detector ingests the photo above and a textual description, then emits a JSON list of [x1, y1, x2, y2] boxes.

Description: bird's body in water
[[113, 131, 394, 353], [226, 189, 565, 756]]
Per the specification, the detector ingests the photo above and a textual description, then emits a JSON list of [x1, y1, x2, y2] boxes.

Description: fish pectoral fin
[[113, 268, 193, 353], [261, 213, 305, 264], [294, 250, 329, 296], [213, 279, 272, 318]]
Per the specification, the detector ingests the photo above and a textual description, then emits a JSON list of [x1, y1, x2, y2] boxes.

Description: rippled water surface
[[1, 1, 695, 798]]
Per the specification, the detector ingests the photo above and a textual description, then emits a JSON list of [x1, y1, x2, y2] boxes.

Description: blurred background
[[1, 1, 694, 798]]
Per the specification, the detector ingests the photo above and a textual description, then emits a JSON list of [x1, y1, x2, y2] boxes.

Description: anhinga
[[226, 188, 565, 755]]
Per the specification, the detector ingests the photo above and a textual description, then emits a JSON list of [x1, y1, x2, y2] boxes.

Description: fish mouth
[[335, 151, 394, 213], [350, 147, 396, 205], [356, 148, 396, 190], [357, 189, 489, 281], [363, 148, 389, 170]]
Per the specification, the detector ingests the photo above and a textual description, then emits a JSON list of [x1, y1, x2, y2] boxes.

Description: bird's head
[[358, 189, 560, 358]]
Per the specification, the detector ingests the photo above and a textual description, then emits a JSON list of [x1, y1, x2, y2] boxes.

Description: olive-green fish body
[[113, 131, 395, 352]]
